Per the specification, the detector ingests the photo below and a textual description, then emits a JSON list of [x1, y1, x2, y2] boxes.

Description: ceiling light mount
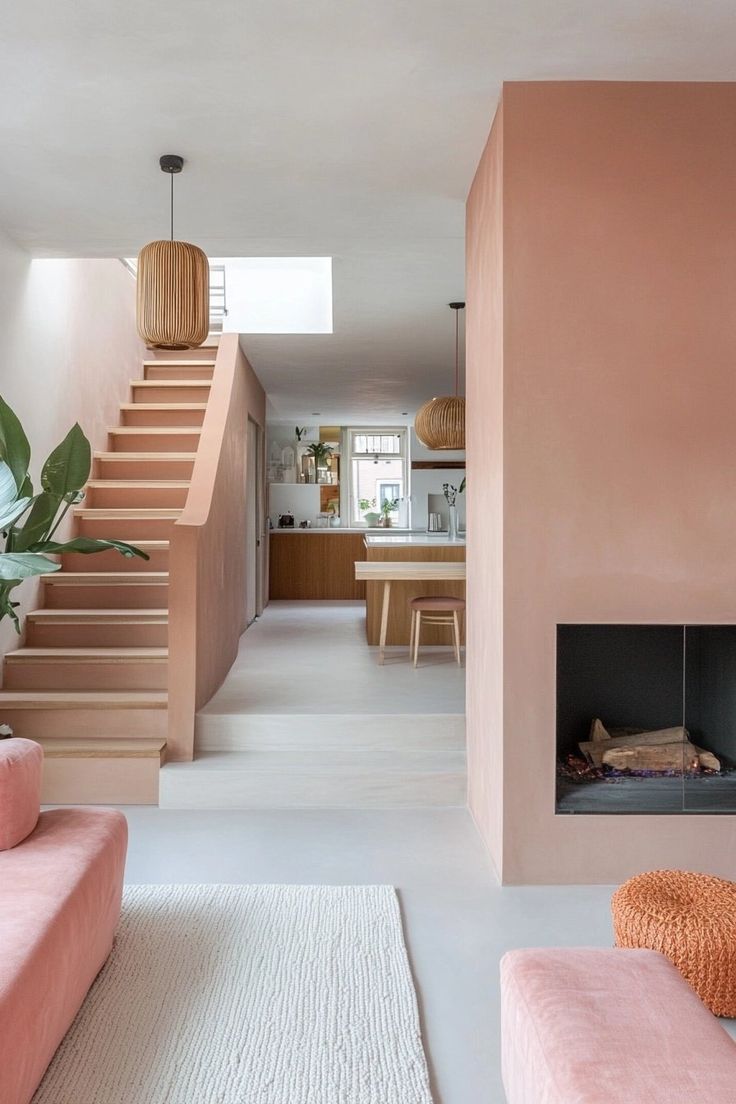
[[159, 154, 184, 174]]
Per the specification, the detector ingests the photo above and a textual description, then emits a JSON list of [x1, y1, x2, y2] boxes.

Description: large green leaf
[[10, 492, 61, 552], [30, 537, 150, 561], [41, 423, 91, 496], [0, 552, 61, 580], [0, 397, 31, 492], [0, 460, 17, 510], [0, 580, 22, 632], [0, 496, 32, 532]]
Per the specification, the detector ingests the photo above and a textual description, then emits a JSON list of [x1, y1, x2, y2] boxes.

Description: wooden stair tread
[[86, 480, 190, 488], [6, 647, 168, 661], [37, 737, 166, 759], [131, 379, 211, 387], [43, 572, 169, 583], [143, 359, 215, 366], [61, 539, 170, 549], [142, 357, 216, 366], [28, 609, 168, 620], [120, 403, 208, 411], [108, 428, 202, 435], [73, 508, 182, 517], [94, 453, 197, 461], [0, 690, 167, 708]]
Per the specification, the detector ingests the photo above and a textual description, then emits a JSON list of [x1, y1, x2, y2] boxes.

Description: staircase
[[0, 355, 216, 803]]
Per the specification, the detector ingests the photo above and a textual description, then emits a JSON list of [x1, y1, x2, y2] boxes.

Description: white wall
[[408, 428, 466, 530], [0, 232, 145, 657]]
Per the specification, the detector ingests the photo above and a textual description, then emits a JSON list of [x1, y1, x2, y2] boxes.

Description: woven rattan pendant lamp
[[136, 155, 209, 350], [414, 301, 466, 450]]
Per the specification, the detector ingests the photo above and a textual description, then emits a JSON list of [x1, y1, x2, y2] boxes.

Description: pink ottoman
[[501, 947, 736, 1103], [0, 738, 127, 1104]]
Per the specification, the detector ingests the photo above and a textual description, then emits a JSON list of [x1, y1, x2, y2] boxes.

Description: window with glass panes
[[347, 428, 408, 525]]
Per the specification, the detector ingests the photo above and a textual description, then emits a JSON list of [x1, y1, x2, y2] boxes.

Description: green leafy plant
[[305, 442, 334, 467], [358, 497, 376, 512], [459, 477, 466, 494], [380, 496, 399, 517], [0, 396, 148, 631]]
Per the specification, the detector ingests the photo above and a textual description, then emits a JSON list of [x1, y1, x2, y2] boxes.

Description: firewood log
[[580, 727, 688, 767]]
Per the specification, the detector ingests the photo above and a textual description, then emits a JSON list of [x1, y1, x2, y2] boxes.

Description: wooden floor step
[[26, 608, 168, 647], [143, 359, 215, 382], [62, 539, 169, 573], [74, 507, 182, 539], [36, 736, 167, 805], [0, 690, 167, 742], [42, 571, 169, 609], [131, 380, 211, 404], [108, 428, 201, 453], [85, 480, 190, 508], [120, 403, 207, 428], [4, 647, 168, 691], [93, 453, 196, 480]]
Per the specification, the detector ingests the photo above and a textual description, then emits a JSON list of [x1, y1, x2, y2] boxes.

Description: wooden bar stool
[[408, 596, 465, 667]]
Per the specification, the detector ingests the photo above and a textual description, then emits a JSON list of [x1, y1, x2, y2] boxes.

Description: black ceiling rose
[[159, 154, 184, 174]]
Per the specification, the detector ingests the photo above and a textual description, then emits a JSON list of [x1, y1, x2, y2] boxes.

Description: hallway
[[160, 601, 465, 808]]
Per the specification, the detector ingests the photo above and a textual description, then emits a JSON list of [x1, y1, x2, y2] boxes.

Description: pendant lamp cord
[[170, 171, 174, 242], [454, 307, 459, 396]]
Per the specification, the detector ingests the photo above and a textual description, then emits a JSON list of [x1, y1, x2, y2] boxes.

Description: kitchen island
[[362, 533, 466, 647], [269, 529, 369, 599]]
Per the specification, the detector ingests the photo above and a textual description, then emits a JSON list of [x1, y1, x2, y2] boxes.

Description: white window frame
[[342, 427, 410, 527]]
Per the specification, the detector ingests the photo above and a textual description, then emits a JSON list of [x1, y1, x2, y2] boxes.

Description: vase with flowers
[[443, 483, 459, 541]]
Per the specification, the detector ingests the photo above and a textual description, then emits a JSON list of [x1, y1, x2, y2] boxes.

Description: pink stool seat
[[409, 595, 466, 611]]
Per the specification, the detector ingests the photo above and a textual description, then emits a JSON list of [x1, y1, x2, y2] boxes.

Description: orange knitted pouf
[[612, 870, 736, 1016]]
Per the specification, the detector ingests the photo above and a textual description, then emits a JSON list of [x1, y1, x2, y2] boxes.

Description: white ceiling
[[1, 1, 735, 422]]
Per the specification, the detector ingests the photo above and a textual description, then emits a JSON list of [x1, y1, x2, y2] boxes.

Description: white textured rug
[[33, 884, 433, 1104]]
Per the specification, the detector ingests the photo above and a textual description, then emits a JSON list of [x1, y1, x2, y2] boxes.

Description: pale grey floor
[[121, 806, 616, 1104], [200, 601, 465, 716]]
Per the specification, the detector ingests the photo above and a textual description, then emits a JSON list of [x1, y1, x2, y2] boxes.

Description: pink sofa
[[0, 738, 127, 1104], [501, 947, 736, 1103]]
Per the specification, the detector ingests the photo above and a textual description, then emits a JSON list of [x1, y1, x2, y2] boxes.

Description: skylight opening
[[124, 256, 333, 335], [211, 256, 332, 335]]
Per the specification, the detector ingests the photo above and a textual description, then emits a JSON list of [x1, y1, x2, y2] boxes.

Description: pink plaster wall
[[467, 82, 736, 884], [167, 334, 266, 761], [466, 103, 504, 880], [0, 248, 145, 657]]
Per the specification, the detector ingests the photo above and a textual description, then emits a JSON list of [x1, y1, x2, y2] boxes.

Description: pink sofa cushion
[[501, 947, 736, 1104], [0, 738, 42, 851], [0, 807, 127, 1104]]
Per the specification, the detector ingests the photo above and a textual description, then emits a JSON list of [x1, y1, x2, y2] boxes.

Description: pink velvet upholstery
[[501, 947, 736, 1103], [0, 739, 42, 851], [0, 807, 127, 1104]]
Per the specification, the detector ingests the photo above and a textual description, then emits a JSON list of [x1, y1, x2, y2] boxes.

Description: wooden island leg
[[378, 580, 392, 664]]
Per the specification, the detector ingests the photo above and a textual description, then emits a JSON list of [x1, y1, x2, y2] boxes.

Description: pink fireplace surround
[[465, 81, 736, 884]]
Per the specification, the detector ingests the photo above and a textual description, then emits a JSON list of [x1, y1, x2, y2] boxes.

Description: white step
[[159, 748, 467, 810], [195, 712, 465, 752]]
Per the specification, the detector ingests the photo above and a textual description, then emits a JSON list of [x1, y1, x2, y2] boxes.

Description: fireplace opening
[[556, 625, 736, 814]]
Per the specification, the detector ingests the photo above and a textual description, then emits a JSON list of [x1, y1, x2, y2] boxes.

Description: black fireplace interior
[[556, 624, 736, 814]]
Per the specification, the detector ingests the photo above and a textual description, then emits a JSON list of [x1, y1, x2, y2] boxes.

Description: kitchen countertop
[[270, 527, 393, 534], [364, 534, 466, 547]]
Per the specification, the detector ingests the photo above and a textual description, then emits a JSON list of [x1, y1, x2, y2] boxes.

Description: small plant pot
[[364, 512, 380, 527]]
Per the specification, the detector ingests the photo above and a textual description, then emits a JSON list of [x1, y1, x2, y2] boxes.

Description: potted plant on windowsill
[[0, 396, 148, 634], [359, 498, 380, 527], [379, 497, 399, 528]]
